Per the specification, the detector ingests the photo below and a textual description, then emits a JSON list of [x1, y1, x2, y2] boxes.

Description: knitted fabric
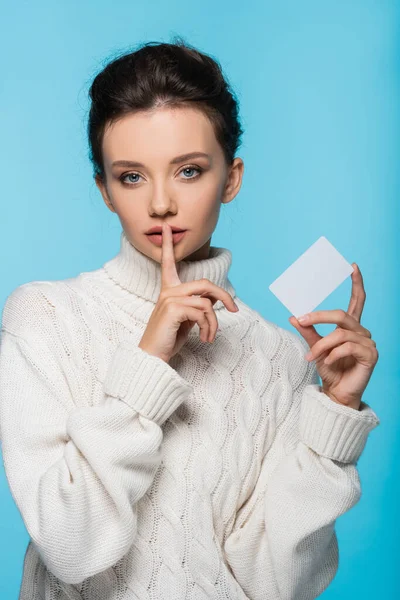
[[0, 230, 380, 600]]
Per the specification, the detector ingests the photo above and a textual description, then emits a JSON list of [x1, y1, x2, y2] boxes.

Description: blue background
[[0, 0, 397, 597]]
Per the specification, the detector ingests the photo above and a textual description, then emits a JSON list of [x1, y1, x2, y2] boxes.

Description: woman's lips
[[146, 230, 187, 246]]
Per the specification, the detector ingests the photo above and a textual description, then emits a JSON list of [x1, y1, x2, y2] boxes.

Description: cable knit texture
[[0, 230, 380, 600]]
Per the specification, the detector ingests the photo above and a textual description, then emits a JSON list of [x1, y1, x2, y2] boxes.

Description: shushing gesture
[[138, 222, 239, 364]]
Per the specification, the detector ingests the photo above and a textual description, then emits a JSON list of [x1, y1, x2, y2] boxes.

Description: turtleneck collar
[[101, 230, 236, 308]]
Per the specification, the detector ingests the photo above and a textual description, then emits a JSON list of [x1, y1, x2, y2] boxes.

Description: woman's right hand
[[138, 222, 239, 364]]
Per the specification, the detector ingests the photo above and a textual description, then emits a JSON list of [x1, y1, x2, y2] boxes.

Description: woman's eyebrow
[[111, 152, 212, 169]]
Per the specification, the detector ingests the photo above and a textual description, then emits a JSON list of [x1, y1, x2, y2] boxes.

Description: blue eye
[[120, 165, 203, 187], [181, 167, 201, 179], [123, 173, 140, 185]]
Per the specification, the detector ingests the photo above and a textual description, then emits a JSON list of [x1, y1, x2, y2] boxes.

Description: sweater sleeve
[[223, 333, 380, 600], [0, 286, 193, 585]]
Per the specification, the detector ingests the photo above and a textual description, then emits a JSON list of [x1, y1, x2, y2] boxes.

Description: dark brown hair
[[87, 35, 244, 182]]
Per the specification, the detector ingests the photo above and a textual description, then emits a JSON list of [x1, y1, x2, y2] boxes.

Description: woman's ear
[[222, 157, 244, 205], [95, 175, 116, 213]]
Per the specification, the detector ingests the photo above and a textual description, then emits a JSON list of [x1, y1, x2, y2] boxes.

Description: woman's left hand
[[289, 263, 379, 411]]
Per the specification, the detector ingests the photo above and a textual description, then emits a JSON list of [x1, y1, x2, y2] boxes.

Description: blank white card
[[268, 236, 354, 318]]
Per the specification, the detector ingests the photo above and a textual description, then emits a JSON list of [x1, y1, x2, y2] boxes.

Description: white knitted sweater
[[0, 230, 380, 600]]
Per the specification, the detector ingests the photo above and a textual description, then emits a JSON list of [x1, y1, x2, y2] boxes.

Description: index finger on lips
[[161, 222, 182, 289]]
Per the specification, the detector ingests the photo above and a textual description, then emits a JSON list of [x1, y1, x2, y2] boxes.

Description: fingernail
[[234, 302, 239, 311], [297, 314, 309, 323]]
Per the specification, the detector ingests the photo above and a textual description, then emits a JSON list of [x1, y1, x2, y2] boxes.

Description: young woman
[[0, 37, 380, 600]]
